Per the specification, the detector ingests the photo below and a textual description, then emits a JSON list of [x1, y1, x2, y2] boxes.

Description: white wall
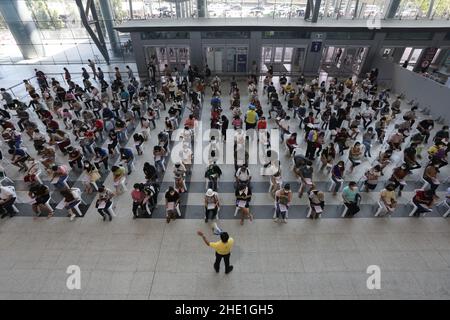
[[373, 56, 450, 124]]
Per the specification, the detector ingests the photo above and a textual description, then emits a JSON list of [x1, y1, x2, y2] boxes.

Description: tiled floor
[[0, 70, 449, 299]]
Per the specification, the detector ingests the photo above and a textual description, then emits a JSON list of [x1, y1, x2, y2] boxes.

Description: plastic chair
[[437, 200, 450, 218], [341, 204, 349, 218], [375, 200, 388, 217]]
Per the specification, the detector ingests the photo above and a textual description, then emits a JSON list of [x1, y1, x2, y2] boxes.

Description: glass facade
[[110, 0, 450, 20], [0, 0, 134, 65]]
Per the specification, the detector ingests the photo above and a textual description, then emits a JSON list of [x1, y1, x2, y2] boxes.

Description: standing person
[[88, 59, 97, 80], [126, 65, 134, 80], [115, 67, 122, 81], [63, 67, 71, 84], [197, 230, 234, 274]]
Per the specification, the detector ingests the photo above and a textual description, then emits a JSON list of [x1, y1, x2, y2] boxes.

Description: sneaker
[[225, 266, 234, 274], [102, 215, 106, 221], [70, 215, 75, 221], [273, 218, 279, 223], [283, 219, 288, 224]]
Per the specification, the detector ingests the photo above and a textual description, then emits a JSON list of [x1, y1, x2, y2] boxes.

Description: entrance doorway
[[204, 46, 248, 73], [144, 46, 190, 77], [261, 46, 306, 74], [320, 46, 368, 77], [399, 47, 424, 70]]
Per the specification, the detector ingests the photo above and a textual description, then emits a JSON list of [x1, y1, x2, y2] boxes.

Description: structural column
[[197, 0, 206, 18], [386, 0, 401, 18], [98, 0, 122, 55], [0, 0, 44, 59]]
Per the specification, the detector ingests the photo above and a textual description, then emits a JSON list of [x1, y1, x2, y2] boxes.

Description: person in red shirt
[[93, 119, 104, 139], [131, 183, 148, 219], [184, 114, 196, 130], [257, 116, 267, 131]]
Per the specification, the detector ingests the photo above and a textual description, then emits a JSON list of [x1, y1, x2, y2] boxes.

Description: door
[[261, 46, 306, 74], [400, 47, 424, 70]]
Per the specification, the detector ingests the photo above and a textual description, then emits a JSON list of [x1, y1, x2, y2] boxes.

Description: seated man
[[67, 146, 83, 170], [0, 186, 17, 219], [423, 161, 441, 193], [120, 147, 135, 175]]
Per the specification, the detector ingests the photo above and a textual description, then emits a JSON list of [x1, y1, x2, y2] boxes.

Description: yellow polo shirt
[[210, 238, 234, 255]]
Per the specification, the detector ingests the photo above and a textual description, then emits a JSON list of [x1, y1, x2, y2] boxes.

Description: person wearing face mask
[[363, 165, 382, 192], [82, 160, 101, 194], [388, 164, 411, 197], [308, 186, 325, 219], [165, 186, 180, 223], [235, 184, 252, 226], [423, 160, 441, 193], [181, 143, 193, 174], [274, 184, 292, 223], [331, 161, 345, 196], [173, 162, 187, 193], [379, 183, 397, 215], [342, 181, 361, 217], [298, 161, 314, 198]]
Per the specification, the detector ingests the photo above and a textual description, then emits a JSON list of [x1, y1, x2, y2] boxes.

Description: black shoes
[[225, 266, 234, 274]]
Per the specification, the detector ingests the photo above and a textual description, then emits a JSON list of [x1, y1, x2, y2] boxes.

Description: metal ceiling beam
[[75, 0, 110, 64]]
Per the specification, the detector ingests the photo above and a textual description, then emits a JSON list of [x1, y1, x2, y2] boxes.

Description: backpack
[[307, 130, 318, 143]]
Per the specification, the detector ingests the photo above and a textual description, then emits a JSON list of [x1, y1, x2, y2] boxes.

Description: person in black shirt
[[404, 144, 421, 170], [417, 119, 434, 144], [165, 187, 180, 223]]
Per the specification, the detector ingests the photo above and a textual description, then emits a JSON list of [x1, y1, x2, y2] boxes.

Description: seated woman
[[82, 160, 101, 194], [286, 133, 298, 155], [29, 182, 53, 218], [235, 184, 252, 226], [165, 186, 180, 224], [379, 184, 397, 215], [111, 165, 127, 195], [363, 165, 382, 192], [348, 142, 363, 173], [320, 143, 336, 172], [60, 188, 81, 221], [308, 186, 325, 219]]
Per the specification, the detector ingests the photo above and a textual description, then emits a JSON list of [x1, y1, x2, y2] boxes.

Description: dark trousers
[[424, 177, 439, 193], [214, 252, 231, 273], [69, 157, 83, 169], [94, 158, 109, 170], [345, 201, 360, 216], [205, 208, 218, 221], [132, 202, 147, 217], [305, 141, 317, 160], [97, 200, 112, 219], [0, 197, 16, 217]]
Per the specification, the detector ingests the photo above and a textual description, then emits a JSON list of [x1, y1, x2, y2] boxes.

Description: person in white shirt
[[278, 116, 291, 142], [0, 186, 17, 219], [181, 143, 193, 174], [236, 164, 251, 185]]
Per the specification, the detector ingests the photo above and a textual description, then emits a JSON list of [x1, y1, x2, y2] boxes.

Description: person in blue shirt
[[8, 148, 30, 171], [120, 147, 134, 175], [93, 147, 109, 171], [342, 181, 361, 216], [120, 88, 130, 109]]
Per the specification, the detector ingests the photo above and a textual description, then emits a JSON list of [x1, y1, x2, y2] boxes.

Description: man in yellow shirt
[[197, 230, 234, 274]]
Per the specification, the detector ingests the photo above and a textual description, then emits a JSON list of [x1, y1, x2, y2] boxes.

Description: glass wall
[[0, 0, 134, 65]]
